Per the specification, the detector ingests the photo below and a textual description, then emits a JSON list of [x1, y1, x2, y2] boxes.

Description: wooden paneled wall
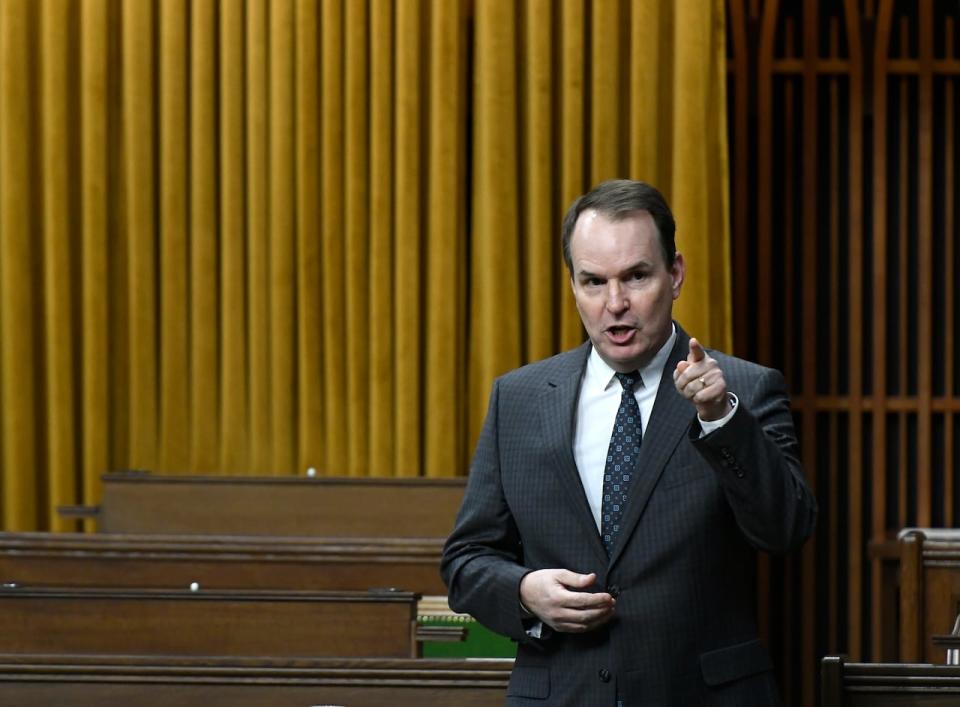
[[728, 1, 960, 705]]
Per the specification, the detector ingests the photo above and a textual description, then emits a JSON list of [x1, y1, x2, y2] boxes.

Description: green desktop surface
[[419, 616, 517, 658], [418, 596, 517, 659]]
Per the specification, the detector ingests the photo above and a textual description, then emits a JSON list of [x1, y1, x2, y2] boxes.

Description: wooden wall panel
[[727, 1, 960, 705]]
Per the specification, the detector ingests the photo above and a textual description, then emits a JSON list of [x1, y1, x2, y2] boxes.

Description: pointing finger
[[688, 337, 706, 363]]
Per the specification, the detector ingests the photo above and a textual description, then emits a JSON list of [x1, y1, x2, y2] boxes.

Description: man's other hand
[[519, 569, 615, 633]]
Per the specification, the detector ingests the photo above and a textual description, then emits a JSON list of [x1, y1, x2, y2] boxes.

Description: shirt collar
[[585, 324, 677, 393]]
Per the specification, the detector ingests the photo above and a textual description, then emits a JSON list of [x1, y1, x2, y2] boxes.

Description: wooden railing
[[0, 531, 446, 595], [0, 654, 513, 707]]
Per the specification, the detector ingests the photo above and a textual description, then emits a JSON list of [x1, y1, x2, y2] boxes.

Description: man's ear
[[670, 253, 685, 299]]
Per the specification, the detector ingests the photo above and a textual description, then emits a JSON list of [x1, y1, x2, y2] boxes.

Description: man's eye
[[630, 272, 646, 281], [587, 278, 603, 286]]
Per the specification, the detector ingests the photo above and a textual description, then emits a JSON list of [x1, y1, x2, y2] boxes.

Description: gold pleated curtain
[[0, 0, 729, 531]]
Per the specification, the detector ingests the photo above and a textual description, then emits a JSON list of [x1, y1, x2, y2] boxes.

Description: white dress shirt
[[573, 326, 737, 531]]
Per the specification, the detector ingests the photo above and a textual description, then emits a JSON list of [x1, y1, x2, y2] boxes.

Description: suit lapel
[[608, 327, 693, 568], [538, 342, 608, 560]]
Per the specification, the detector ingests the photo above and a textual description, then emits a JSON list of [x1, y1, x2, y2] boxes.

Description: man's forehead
[[578, 207, 652, 226], [571, 208, 659, 250]]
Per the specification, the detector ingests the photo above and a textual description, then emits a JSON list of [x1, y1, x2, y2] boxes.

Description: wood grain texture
[[728, 1, 960, 703]]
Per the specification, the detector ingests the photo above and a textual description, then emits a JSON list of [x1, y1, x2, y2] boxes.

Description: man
[[441, 179, 817, 706]]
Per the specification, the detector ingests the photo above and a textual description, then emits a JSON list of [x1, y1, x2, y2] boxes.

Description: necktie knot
[[615, 371, 641, 392]]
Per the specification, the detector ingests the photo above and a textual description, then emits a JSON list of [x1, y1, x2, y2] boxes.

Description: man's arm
[[441, 378, 615, 641], [674, 339, 817, 554], [440, 379, 540, 642], [691, 364, 817, 553]]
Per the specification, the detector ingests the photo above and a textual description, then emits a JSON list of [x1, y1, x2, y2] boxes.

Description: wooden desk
[[65, 471, 466, 537], [0, 586, 419, 659], [867, 532, 900, 661], [0, 531, 446, 595], [898, 528, 960, 663], [821, 655, 960, 706], [0, 654, 513, 707]]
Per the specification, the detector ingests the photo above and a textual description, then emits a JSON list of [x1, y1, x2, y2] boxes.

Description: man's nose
[[605, 282, 628, 313]]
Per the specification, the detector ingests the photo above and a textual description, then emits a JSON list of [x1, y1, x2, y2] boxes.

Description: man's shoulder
[[496, 342, 590, 388]]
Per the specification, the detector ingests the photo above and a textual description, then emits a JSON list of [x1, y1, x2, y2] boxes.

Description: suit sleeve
[[440, 379, 539, 643], [692, 366, 817, 554]]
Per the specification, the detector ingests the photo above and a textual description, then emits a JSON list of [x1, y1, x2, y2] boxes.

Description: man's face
[[569, 209, 684, 372]]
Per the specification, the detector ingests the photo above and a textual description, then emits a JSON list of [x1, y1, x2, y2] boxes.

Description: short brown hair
[[561, 179, 677, 273]]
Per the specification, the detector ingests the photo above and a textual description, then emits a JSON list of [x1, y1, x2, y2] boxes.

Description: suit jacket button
[[598, 668, 611, 683], [607, 584, 620, 598]]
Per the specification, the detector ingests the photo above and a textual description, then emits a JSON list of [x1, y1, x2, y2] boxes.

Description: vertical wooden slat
[[728, 0, 750, 352], [871, 0, 894, 668], [915, 0, 934, 528], [843, 0, 867, 661], [783, 19, 797, 386], [800, 0, 820, 692], [779, 71, 796, 695], [896, 52, 909, 529], [944, 35, 956, 525], [899, 529, 925, 661], [828, 23, 841, 656], [755, 0, 778, 658], [757, 1, 778, 367]]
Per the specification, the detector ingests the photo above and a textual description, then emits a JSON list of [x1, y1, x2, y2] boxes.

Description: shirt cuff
[[698, 393, 739, 436]]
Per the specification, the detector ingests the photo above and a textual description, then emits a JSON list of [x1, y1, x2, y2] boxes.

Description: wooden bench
[[60, 470, 466, 537], [821, 655, 960, 706], [898, 528, 960, 662], [0, 586, 420, 659], [0, 654, 513, 707], [0, 531, 446, 595]]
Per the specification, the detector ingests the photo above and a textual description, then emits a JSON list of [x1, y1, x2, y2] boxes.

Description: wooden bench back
[[0, 531, 446, 595], [822, 655, 960, 706], [88, 471, 466, 538], [0, 654, 513, 707], [0, 586, 419, 659]]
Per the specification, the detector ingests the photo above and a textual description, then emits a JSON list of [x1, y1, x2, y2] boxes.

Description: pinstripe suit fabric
[[441, 325, 817, 706]]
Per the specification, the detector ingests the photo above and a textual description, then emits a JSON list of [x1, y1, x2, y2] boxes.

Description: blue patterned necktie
[[601, 371, 643, 556]]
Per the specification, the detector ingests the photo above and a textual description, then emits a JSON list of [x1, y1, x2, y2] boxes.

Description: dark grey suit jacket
[[441, 325, 817, 706]]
